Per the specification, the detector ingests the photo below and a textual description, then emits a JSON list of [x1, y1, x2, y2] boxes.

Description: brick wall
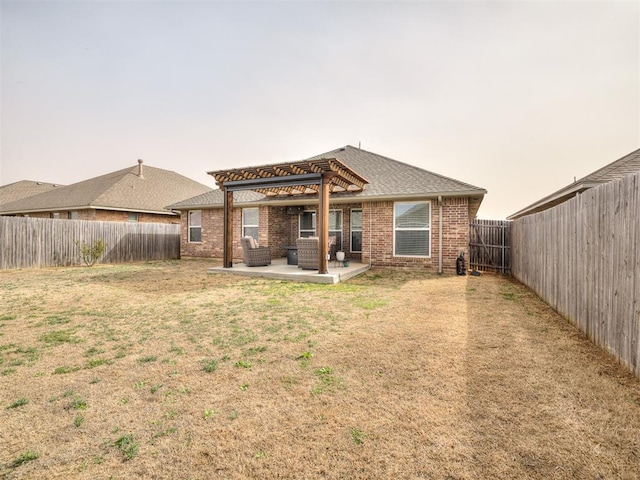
[[360, 198, 470, 271], [180, 197, 472, 272], [180, 206, 289, 260]]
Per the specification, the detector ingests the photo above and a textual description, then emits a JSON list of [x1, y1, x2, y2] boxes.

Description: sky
[[1, 0, 638, 219]]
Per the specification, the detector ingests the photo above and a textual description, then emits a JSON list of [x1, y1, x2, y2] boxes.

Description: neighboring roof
[[0, 161, 212, 216], [170, 145, 486, 210], [0, 180, 64, 206], [508, 147, 640, 220]]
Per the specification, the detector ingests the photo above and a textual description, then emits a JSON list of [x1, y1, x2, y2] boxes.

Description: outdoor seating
[[296, 236, 337, 270], [241, 236, 271, 267]]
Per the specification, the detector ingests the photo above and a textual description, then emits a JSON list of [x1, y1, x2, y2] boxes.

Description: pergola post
[[317, 173, 332, 274], [223, 187, 233, 268]]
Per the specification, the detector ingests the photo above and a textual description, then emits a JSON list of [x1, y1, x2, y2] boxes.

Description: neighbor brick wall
[[19, 209, 177, 224], [93, 210, 178, 224]]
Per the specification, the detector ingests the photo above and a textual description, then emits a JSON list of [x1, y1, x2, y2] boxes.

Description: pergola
[[208, 157, 368, 274]]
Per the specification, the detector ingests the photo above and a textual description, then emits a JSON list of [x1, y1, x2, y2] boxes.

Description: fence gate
[[469, 219, 511, 274]]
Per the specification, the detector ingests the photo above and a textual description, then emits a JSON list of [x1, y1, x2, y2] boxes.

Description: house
[[508, 147, 640, 220], [0, 160, 212, 224], [169, 146, 486, 272], [0, 180, 64, 207]]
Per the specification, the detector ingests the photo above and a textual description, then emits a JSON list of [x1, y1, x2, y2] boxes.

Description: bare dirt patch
[[1, 260, 639, 479]]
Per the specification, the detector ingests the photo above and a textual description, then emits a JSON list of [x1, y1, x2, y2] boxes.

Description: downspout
[[438, 196, 443, 275], [369, 202, 373, 267]]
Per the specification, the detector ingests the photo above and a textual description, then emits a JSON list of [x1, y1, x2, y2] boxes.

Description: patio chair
[[241, 236, 271, 267], [296, 236, 337, 270]]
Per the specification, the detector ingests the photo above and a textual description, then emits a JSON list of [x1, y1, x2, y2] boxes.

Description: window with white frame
[[188, 210, 202, 243], [127, 212, 139, 222], [329, 210, 343, 250], [350, 209, 363, 253], [394, 202, 430, 257], [242, 208, 259, 241]]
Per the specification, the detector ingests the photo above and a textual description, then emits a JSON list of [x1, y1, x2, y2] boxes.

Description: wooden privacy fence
[[511, 172, 640, 377], [469, 219, 511, 273], [0, 217, 180, 269]]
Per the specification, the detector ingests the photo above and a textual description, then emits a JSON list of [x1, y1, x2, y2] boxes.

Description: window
[[50, 212, 60, 219], [242, 208, 259, 241], [68, 211, 79, 220], [188, 210, 202, 243], [351, 209, 363, 253], [299, 211, 316, 238], [329, 210, 343, 250], [299, 210, 342, 248], [394, 202, 430, 257], [127, 212, 139, 222]]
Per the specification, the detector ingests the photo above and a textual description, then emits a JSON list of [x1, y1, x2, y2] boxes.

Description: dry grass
[[1, 260, 639, 479]]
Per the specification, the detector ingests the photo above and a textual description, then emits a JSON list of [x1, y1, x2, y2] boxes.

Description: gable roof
[[0, 161, 212, 216], [170, 145, 486, 210], [508, 147, 640, 219], [0, 180, 65, 206]]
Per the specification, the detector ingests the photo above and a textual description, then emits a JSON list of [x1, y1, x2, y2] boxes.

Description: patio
[[207, 257, 370, 284]]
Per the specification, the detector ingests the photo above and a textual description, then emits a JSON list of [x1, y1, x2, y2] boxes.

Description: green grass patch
[[45, 315, 71, 325], [9, 450, 38, 468], [73, 414, 85, 428], [86, 358, 111, 369], [353, 297, 389, 310], [137, 355, 157, 363], [40, 329, 80, 345], [113, 433, 139, 460], [69, 397, 88, 410], [350, 427, 367, 445], [201, 359, 218, 373], [53, 365, 81, 375], [7, 397, 29, 409]]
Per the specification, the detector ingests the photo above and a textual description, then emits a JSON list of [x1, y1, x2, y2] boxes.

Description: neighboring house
[[0, 160, 212, 224], [0, 180, 64, 207], [508, 147, 640, 220], [169, 146, 487, 271]]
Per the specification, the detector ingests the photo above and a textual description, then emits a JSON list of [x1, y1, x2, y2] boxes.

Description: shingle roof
[[307, 146, 485, 198], [169, 145, 486, 209], [0, 180, 65, 206], [0, 162, 212, 215], [508, 147, 640, 219]]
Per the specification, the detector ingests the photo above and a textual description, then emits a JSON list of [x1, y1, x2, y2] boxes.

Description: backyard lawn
[[1, 260, 639, 479]]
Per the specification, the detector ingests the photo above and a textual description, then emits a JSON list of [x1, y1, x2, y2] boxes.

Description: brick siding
[[180, 197, 471, 272]]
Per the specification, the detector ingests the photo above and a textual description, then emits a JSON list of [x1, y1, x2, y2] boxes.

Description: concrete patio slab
[[207, 258, 370, 284]]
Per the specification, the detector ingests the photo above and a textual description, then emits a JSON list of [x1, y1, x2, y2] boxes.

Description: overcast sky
[[1, 0, 638, 219]]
